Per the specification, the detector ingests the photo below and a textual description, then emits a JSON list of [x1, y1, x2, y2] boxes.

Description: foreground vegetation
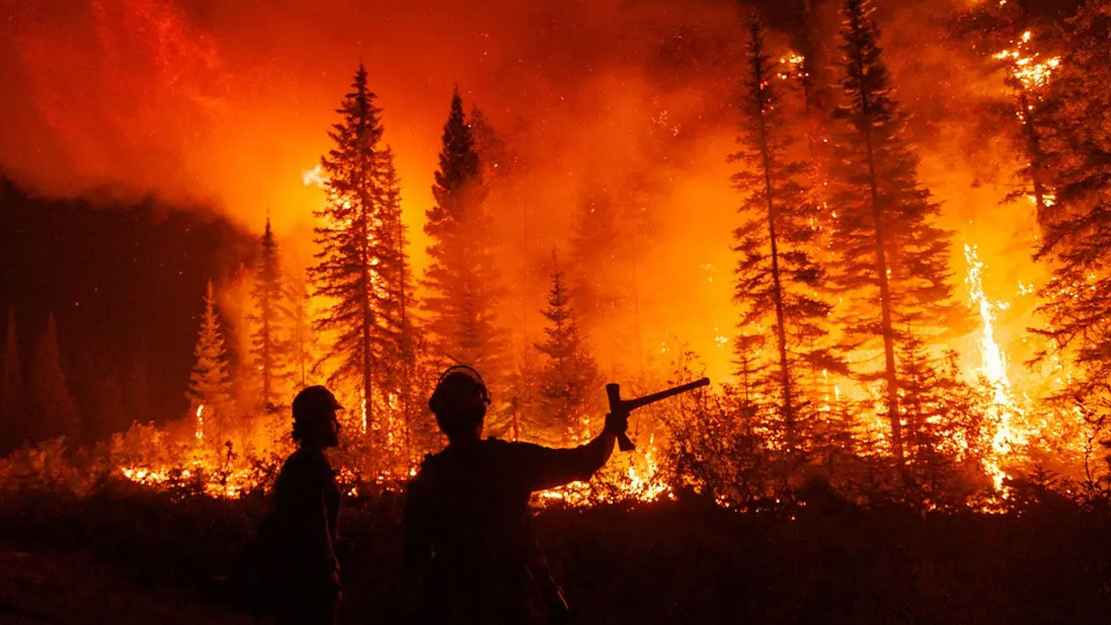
[[1, 478, 1109, 625]]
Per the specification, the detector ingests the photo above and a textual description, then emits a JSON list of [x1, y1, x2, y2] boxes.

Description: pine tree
[[310, 65, 408, 443], [249, 218, 292, 412], [828, 0, 956, 468], [2, 307, 25, 449], [422, 89, 508, 386], [534, 267, 600, 443], [730, 17, 838, 458], [896, 337, 990, 503], [188, 280, 234, 443], [955, 0, 1063, 226], [373, 148, 419, 462], [1032, 1, 1111, 415], [29, 313, 79, 442]]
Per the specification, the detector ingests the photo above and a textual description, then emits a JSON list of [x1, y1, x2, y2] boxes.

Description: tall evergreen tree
[[29, 313, 79, 442], [828, 0, 955, 467], [310, 65, 408, 443], [534, 266, 601, 443], [188, 280, 234, 443], [373, 148, 419, 462], [422, 90, 508, 386], [249, 218, 292, 412], [731, 17, 838, 457], [1033, 1, 1111, 415], [2, 307, 25, 449]]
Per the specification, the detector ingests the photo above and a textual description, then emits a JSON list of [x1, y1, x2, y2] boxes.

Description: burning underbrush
[[0, 355, 1107, 515]]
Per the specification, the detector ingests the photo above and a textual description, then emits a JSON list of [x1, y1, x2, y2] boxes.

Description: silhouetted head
[[292, 385, 342, 449], [428, 365, 490, 444]]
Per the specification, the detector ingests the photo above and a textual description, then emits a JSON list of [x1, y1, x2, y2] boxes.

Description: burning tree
[[310, 65, 409, 447], [248, 218, 292, 413], [1032, 0, 1111, 475], [827, 0, 957, 469], [730, 17, 838, 461], [187, 281, 233, 445], [422, 90, 508, 394]]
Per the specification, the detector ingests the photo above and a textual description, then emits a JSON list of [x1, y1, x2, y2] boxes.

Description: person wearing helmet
[[403, 365, 628, 624], [258, 385, 344, 625]]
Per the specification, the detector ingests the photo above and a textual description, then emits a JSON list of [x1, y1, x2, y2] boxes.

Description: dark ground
[[1, 485, 1110, 625]]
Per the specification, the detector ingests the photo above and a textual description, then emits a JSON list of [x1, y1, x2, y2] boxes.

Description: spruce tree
[[310, 65, 409, 443], [2, 307, 25, 448], [828, 0, 955, 468], [30, 313, 79, 442], [188, 280, 234, 443], [249, 218, 292, 412], [422, 90, 508, 386], [730, 17, 838, 458], [535, 267, 600, 443]]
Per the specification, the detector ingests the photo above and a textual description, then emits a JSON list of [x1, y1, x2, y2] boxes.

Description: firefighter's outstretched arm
[[527, 409, 629, 491]]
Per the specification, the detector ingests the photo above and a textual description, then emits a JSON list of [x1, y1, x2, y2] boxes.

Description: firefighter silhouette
[[403, 365, 628, 624]]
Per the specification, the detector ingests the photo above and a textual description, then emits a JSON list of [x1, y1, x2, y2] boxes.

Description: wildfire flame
[[194, 404, 205, 442], [993, 31, 1061, 90], [964, 243, 1027, 492]]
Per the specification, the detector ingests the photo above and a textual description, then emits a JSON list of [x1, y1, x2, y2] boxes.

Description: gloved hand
[[604, 409, 629, 437]]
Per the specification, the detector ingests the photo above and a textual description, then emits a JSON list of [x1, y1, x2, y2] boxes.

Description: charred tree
[[731, 17, 837, 458], [422, 90, 508, 388], [828, 0, 955, 469]]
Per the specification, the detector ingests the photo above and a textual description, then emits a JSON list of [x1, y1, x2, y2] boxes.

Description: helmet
[[291, 385, 342, 443], [428, 365, 490, 439]]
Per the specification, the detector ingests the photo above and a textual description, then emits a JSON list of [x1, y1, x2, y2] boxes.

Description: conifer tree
[[730, 17, 837, 457], [828, 0, 955, 467], [534, 267, 601, 443], [1033, 0, 1111, 413], [2, 307, 25, 448], [30, 313, 79, 442], [188, 281, 234, 443], [955, 0, 1063, 226], [310, 65, 409, 442], [249, 218, 292, 412], [422, 90, 508, 386]]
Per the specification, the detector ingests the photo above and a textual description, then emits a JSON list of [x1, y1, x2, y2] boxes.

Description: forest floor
[[1, 485, 1110, 625]]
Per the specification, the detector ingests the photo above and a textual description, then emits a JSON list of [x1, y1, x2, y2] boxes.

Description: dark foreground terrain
[[1, 484, 1109, 625]]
